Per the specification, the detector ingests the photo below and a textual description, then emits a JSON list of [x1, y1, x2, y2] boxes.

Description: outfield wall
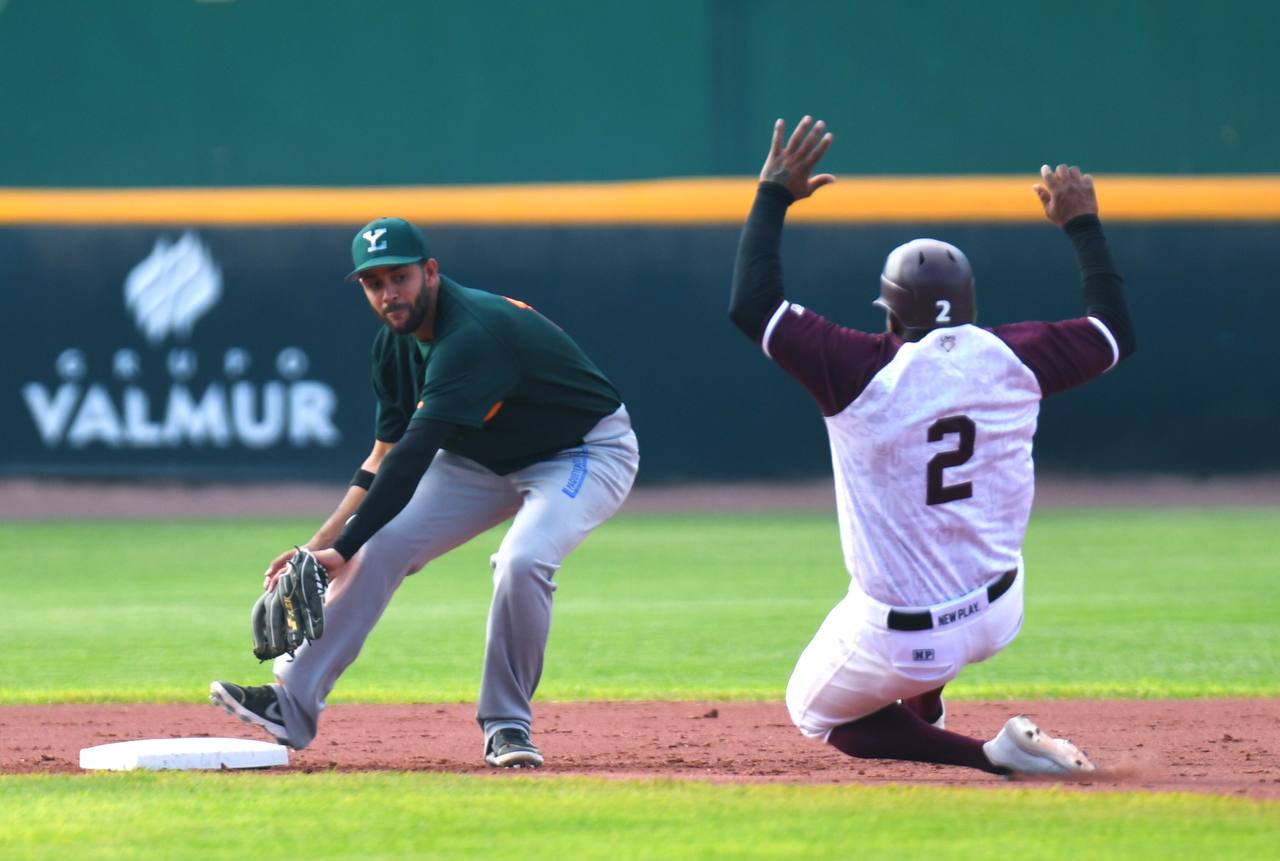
[[1, 2, 1275, 481], [0, 1, 1275, 184], [4, 195, 1277, 481]]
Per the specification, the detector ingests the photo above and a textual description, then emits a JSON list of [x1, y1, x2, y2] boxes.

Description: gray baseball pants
[[272, 406, 639, 750]]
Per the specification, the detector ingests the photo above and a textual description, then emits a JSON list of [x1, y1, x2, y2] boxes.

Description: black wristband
[[1063, 213, 1102, 235], [350, 468, 375, 490]]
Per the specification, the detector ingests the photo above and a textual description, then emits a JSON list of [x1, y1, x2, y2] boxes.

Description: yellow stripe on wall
[[0, 176, 1277, 226]]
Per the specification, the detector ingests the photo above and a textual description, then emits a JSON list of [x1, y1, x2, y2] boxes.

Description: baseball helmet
[[874, 238, 975, 334]]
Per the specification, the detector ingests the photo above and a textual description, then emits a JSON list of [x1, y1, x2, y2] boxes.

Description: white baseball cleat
[[983, 715, 1095, 776]]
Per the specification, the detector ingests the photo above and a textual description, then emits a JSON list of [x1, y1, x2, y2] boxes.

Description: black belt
[[886, 569, 1018, 632]]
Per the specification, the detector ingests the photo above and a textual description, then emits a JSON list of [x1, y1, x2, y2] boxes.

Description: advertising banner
[[2, 227, 374, 481], [4, 222, 1276, 481]]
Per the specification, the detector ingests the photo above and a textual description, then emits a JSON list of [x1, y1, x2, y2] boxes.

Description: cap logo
[[362, 228, 388, 253]]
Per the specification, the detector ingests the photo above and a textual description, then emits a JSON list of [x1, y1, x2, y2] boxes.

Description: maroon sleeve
[[764, 302, 902, 416], [992, 317, 1118, 397]]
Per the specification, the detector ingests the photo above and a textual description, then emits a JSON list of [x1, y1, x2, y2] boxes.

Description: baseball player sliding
[[730, 117, 1135, 775], [212, 217, 639, 768]]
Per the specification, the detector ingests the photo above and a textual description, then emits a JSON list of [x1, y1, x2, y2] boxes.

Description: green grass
[[1, 772, 1276, 861], [0, 508, 1277, 703], [3, 509, 1278, 860]]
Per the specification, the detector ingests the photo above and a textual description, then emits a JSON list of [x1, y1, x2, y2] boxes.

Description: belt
[[886, 569, 1018, 632]]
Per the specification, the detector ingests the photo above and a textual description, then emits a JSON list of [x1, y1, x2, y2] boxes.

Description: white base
[[80, 737, 288, 771]]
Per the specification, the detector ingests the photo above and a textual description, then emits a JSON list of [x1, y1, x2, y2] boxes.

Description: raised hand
[[759, 116, 836, 201], [1033, 163, 1099, 227]]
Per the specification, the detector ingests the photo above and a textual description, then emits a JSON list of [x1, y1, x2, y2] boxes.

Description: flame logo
[[124, 232, 222, 344]]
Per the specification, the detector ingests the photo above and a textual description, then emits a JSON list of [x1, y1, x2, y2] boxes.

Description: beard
[[382, 286, 431, 334]]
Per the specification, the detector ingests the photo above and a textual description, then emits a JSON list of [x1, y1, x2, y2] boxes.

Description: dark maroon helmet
[[874, 238, 975, 334]]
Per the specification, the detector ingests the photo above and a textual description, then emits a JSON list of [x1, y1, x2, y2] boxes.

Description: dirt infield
[[4, 700, 1278, 797], [5, 481, 1276, 797]]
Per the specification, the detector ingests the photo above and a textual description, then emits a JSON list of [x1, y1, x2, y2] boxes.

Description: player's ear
[[423, 258, 439, 282]]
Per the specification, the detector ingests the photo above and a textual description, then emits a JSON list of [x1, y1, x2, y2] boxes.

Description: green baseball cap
[[347, 217, 431, 281]]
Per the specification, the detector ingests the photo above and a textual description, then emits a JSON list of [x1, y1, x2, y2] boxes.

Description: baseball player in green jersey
[[211, 217, 639, 767]]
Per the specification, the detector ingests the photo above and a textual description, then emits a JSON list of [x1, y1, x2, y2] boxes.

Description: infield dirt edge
[[4, 699, 1278, 800]]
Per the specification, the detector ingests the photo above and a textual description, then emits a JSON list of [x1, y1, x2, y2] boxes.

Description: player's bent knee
[[489, 551, 560, 589], [790, 709, 832, 740], [785, 680, 824, 737]]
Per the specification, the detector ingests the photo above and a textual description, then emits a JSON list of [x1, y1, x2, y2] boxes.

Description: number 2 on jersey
[[926, 416, 975, 505]]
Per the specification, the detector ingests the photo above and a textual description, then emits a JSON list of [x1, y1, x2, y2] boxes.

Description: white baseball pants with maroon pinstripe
[[786, 565, 1024, 739]]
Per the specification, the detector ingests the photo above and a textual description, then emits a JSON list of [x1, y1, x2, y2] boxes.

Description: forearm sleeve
[[330, 418, 455, 560], [1064, 214, 1136, 360], [729, 182, 795, 341]]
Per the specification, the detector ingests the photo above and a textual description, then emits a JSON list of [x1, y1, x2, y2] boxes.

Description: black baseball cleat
[[484, 728, 544, 768], [209, 681, 292, 747]]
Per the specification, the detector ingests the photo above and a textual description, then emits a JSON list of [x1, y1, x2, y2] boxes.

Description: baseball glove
[[251, 547, 329, 661]]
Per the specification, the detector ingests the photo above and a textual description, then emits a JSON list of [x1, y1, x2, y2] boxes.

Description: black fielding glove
[[251, 547, 329, 661]]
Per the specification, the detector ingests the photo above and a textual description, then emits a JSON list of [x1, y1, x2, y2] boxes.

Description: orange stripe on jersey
[[484, 401, 504, 421], [417, 401, 425, 409], [504, 297, 532, 310]]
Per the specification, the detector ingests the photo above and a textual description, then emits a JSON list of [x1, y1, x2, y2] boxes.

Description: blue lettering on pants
[[561, 448, 589, 498]]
